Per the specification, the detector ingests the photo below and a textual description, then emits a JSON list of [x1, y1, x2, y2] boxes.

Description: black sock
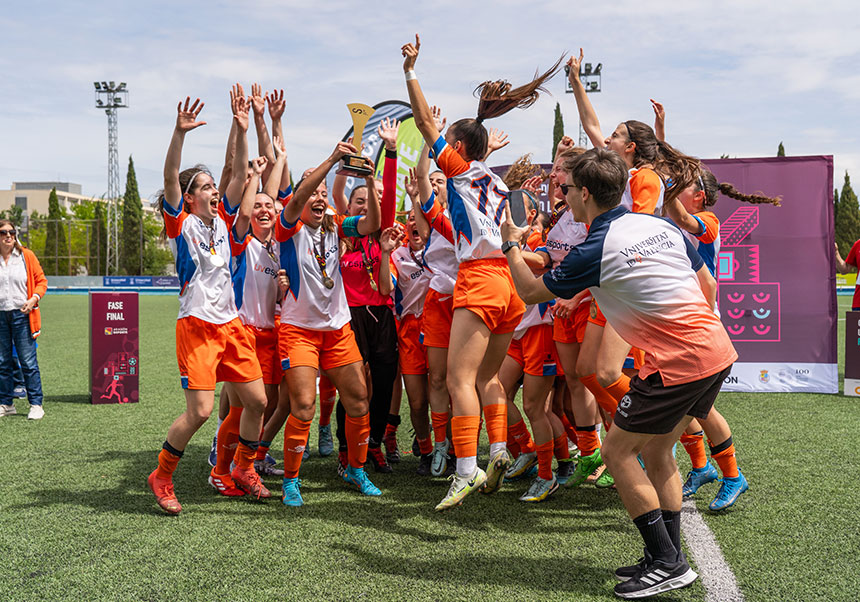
[[633, 509, 677, 563], [387, 413, 401, 427], [238, 436, 259, 451], [162, 440, 184, 458], [661, 509, 681, 554]]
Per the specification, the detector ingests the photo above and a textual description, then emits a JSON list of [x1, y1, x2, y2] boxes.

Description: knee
[[187, 407, 211, 427], [428, 368, 446, 393], [595, 365, 620, 388], [290, 396, 316, 422], [575, 357, 593, 379]]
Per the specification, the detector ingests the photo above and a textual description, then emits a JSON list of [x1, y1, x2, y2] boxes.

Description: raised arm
[[224, 84, 250, 210], [404, 167, 429, 242], [250, 83, 275, 184], [163, 97, 207, 210], [267, 89, 291, 196], [401, 35, 442, 148], [378, 117, 400, 228], [218, 118, 238, 200], [566, 49, 604, 148], [283, 141, 357, 224], [264, 135, 286, 202], [651, 99, 666, 142], [234, 156, 267, 239], [331, 171, 350, 215], [357, 159, 381, 236], [378, 223, 404, 297]]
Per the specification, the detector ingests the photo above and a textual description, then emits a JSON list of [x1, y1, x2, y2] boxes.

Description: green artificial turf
[[0, 295, 857, 601]]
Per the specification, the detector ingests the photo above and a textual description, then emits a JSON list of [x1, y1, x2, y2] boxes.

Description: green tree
[[120, 156, 144, 275], [44, 187, 69, 275], [142, 212, 173, 275], [90, 201, 108, 275], [0, 204, 24, 228], [552, 102, 564, 160], [835, 172, 860, 257], [777, 142, 785, 157]]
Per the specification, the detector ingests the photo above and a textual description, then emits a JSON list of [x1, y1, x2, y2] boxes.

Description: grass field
[[1, 295, 859, 601]]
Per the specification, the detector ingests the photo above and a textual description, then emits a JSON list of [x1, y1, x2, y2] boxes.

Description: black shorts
[[613, 365, 733, 435], [349, 305, 398, 365]]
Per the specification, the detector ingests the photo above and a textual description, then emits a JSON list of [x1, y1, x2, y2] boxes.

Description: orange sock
[[579, 374, 619, 418], [417, 436, 433, 455], [710, 437, 739, 478], [483, 404, 507, 446], [345, 413, 370, 468], [553, 435, 570, 461], [233, 438, 257, 470], [215, 406, 243, 474], [509, 419, 536, 454], [384, 422, 398, 438], [575, 425, 600, 457], [536, 441, 554, 480], [560, 414, 578, 446], [318, 375, 336, 427], [431, 411, 449, 444], [155, 446, 181, 480], [255, 442, 271, 462], [451, 415, 480, 459], [603, 374, 630, 420], [507, 427, 522, 458], [282, 414, 311, 478], [681, 431, 707, 470]]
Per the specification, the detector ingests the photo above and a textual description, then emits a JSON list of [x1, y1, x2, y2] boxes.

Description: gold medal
[[323, 276, 335, 289]]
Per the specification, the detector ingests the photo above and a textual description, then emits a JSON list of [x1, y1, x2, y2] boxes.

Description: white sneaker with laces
[[0, 404, 17, 417], [28, 405, 45, 420]]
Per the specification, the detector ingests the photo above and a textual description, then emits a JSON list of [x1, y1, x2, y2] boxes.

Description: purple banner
[[89, 292, 139, 404]]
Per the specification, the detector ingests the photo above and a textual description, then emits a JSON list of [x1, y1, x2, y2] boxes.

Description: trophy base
[[336, 154, 373, 178]]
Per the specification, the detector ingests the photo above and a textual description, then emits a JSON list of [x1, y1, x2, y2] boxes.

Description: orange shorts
[[398, 314, 428, 375], [244, 324, 282, 385], [278, 322, 363, 372], [553, 299, 590, 344], [587, 300, 645, 370], [176, 316, 262, 390], [453, 258, 525, 335], [507, 324, 559, 377], [421, 288, 454, 349]]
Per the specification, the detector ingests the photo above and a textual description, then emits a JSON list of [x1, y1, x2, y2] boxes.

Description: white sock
[[489, 442, 506, 457], [457, 455, 477, 477]]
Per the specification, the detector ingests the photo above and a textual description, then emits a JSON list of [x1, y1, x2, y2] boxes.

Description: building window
[[15, 196, 27, 209]]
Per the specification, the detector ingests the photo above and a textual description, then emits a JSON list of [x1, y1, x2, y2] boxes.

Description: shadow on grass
[[46, 394, 92, 404]]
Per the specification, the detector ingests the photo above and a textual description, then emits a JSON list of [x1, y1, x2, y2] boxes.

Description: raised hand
[[267, 89, 286, 121], [330, 140, 359, 162], [378, 117, 400, 151], [272, 135, 286, 159], [401, 34, 421, 72], [651, 99, 665, 123], [250, 83, 266, 116], [430, 105, 447, 133], [522, 175, 544, 196], [556, 135, 575, 157], [566, 49, 584, 86], [250, 156, 268, 176], [404, 168, 419, 200], [175, 97, 206, 132], [230, 84, 249, 131], [379, 224, 405, 253], [487, 128, 510, 153]]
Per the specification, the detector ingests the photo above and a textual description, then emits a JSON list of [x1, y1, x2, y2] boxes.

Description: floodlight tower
[[93, 81, 129, 275], [565, 62, 602, 147]]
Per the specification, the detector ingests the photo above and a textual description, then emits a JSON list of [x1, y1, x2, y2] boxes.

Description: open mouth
[[209, 198, 219, 211], [310, 204, 325, 220], [257, 214, 271, 225]]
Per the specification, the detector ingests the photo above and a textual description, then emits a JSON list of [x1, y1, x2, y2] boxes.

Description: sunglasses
[[0, 229, 16, 237], [559, 183, 576, 196]]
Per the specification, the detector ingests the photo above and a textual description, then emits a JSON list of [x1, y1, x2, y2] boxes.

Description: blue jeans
[[0, 310, 43, 406]]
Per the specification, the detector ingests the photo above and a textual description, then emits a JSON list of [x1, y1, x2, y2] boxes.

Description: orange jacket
[[21, 247, 47, 338]]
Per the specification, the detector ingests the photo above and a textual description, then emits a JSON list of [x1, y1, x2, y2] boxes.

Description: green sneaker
[[595, 467, 615, 488], [519, 475, 559, 503], [566, 448, 602, 488], [435, 468, 487, 511], [481, 449, 512, 494]]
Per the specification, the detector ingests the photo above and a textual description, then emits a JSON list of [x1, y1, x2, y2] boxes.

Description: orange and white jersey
[[419, 192, 459, 295], [430, 135, 509, 263], [536, 209, 589, 269], [514, 231, 554, 338], [274, 210, 363, 331], [391, 245, 431, 319], [622, 167, 665, 215], [162, 199, 237, 324], [230, 230, 280, 329]]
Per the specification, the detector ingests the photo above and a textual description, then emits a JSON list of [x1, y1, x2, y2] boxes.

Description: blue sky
[[2, 1, 859, 203]]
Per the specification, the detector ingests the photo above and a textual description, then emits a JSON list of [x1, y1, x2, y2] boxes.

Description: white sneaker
[[27, 405, 45, 420], [0, 404, 17, 417]]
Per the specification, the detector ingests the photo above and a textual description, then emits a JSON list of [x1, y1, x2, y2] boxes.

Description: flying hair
[[474, 54, 565, 122], [503, 154, 547, 190]]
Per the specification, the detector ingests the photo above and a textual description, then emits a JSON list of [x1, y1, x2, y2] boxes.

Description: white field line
[[680, 498, 745, 602]]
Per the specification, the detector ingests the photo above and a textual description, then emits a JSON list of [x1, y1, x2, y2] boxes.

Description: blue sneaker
[[281, 477, 303, 507], [709, 470, 748, 511], [13, 386, 27, 399], [208, 435, 218, 468], [318, 424, 334, 457], [682, 462, 719, 497], [343, 465, 382, 496], [264, 452, 277, 466]]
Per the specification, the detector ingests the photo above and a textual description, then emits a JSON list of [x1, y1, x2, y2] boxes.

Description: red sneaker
[[208, 469, 246, 497], [147, 470, 182, 515], [231, 465, 271, 499], [337, 450, 348, 477]]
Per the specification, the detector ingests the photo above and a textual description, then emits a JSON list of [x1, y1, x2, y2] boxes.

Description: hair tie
[[475, 116, 484, 124]]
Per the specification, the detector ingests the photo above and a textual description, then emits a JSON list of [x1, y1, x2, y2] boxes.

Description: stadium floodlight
[[118, 82, 127, 91], [594, 63, 602, 76], [584, 63, 592, 75], [101, 81, 108, 89], [94, 82, 101, 90]]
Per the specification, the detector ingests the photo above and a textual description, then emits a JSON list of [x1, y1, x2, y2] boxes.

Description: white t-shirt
[[230, 230, 280, 329], [391, 245, 431, 319]]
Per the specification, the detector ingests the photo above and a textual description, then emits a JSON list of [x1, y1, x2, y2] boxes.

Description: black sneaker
[[412, 436, 420, 457], [443, 452, 457, 477], [367, 446, 393, 473], [614, 549, 652, 582], [613, 555, 697, 599], [416, 453, 432, 476]]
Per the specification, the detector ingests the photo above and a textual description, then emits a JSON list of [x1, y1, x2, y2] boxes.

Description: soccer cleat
[[481, 449, 512, 494], [367, 446, 393, 473], [343, 465, 382, 496], [208, 470, 246, 497], [555, 458, 575, 485], [613, 556, 697, 599], [434, 468, 487, 511], [568, 438, 580, 459], [430, 441, 450, 477], [709, 470, 749, 511], [519, 475, 559, 503], [505, 451, 538, 480], [207, 435, 218, 468], [302, 446, 310, 461], [383, 431, 401, 464], [416, 453, 432, 476], [27, 405, 44, 420], [566, 448, 603, 488], [281, 477, 304, 507], [254, 459, 285, 477], [147, 470, 182, 515], [318, 424, 334, 457], [682, 462, 719, 497], [595, 467, 615, 488], [13, 386, 27, 399], [264, 452, 278, 466], [412, 436, 420, 457], [231, 465, 271, 499], [0, 404, 17, 417], [337, 450, 348, 477]]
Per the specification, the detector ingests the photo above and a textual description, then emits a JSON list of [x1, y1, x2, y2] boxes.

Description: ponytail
[[718, 181, 781, 207]]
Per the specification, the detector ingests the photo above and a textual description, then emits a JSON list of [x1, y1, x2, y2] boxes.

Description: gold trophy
[[336, 103, 376, 177]]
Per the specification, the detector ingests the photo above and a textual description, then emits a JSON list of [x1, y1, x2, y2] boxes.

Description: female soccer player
[[275, 140, 382, 507], [401, 35, 562, 510], [148, 94, 270, 515]]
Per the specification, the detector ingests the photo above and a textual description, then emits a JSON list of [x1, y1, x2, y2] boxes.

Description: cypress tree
[[552, 102, 564, 160], [835, 172, 860, 257], [45, 187, 69, 275], [777, 142, 785, 157], [120, 156, 144, 275]]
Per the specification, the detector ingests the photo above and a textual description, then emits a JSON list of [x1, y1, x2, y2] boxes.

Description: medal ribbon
[[358, 237, 378, 291], [312, 229, 331, 281]]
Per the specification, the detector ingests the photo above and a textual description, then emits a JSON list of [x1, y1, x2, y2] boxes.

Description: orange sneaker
[[147, 470, 182, 515], [231, 465, 271, 499], [208, 469, 246, 497]]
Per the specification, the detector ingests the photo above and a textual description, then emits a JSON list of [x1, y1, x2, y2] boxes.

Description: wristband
[[501, 240, 520, 255], [405, 70, 417, 81]]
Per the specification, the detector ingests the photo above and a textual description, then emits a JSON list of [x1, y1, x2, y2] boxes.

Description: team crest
[[759, 370, 770, 384]]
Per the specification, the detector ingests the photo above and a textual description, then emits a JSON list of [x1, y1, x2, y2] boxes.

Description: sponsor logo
[[854, 386, 860, 395], [619, 394, 632, 410], [104, 327, 112, 335], [758, 370, 770, 384], [724, 375, 739, 384]]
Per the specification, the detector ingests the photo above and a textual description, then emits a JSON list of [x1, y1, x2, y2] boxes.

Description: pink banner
[[89, 291, 139, 404]]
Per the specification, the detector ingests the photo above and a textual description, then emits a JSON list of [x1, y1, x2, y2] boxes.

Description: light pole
[[565, 62, 602, 147], [93, 81, 128, 275]]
